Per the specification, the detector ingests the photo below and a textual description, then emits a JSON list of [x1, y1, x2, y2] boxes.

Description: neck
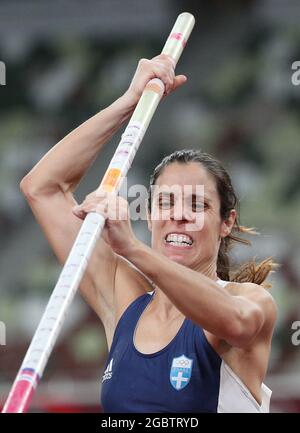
[[150, 261, 220, 320], [149, 288, 183, 321], [193, 258, 219, 281]]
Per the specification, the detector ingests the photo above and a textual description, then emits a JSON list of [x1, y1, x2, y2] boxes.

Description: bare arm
[[124, 240, 277, 349], [21, 54, 185, 197], [21, 92, 137, 197], [20, 92, 137, 335]]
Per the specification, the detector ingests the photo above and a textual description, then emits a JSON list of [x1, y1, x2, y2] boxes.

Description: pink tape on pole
[[2, 369, 40, 413], [170, 32, 187, 48]]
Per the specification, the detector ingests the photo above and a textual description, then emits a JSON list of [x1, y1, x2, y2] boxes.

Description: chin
[[165, 252, 189, 265]]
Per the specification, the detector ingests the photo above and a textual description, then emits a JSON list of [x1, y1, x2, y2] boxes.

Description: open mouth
[[164, 233, 193, 248]]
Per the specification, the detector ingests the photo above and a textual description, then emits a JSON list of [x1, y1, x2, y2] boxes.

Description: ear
[[220, 209, 236, 238]]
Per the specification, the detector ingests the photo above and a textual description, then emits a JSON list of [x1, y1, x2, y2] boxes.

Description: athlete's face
[[147, 162, 236, 270]]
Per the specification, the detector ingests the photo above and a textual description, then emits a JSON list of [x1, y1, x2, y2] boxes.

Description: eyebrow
[[157, 192, 212, 202], [190, 193, 212, 202]]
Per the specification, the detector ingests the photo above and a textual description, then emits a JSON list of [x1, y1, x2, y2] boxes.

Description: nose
[[171, 202, 193, 222]]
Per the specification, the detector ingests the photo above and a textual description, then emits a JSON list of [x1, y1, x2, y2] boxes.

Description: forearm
[[22, 91, 137, 195], [126, 241, 234, 328], [125, 241, 248, 342]]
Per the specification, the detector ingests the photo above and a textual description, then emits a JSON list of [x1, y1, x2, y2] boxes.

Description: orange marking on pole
[[145, 82, 163, 94], [102, 168, 122, 192]]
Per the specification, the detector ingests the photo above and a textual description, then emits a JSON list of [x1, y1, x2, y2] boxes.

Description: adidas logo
[[102, 358, 113, 383]]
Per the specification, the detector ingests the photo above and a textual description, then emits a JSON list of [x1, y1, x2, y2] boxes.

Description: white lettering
[[0, 321, 6, 345], [0, 61, 6, 86], [291, 321, 300, 346], [291, 61, 300, 86], [191, 418, 199, 427], [100, 418, 135, 430]]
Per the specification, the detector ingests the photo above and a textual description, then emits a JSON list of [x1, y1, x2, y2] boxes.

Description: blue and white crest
[[170, 355, 193, 390]]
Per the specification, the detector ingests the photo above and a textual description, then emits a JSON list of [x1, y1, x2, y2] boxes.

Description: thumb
[[172, 75, 187, 91]]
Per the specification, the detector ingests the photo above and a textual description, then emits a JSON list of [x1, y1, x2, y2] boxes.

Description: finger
[[152, 54, 176, 69], [73, 200, 107, 217], [96, 202, 109, 217], [73, 199, 93, 212], [138, 58, 150, 68], [152, 56, 176, 84], [95, 189, 108, 198], [81, 193, 108, 209], [165, 71, 176, 95], [151, 59, 176, 95], [106, 197, 126, 221], [72, 206, 87, 220], [152, 64, 173, 94], [171, 75, 187, 91], [85, 191, 99, 200]]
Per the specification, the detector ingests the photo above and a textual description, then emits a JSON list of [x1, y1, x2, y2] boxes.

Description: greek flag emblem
[[170, 355, 193, 390]]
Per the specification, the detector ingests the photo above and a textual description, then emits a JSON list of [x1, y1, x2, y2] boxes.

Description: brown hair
[[147, 149, 277, 288]]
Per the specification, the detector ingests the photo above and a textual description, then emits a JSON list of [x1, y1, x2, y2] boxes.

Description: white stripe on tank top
[[216, 278, 272, 412]]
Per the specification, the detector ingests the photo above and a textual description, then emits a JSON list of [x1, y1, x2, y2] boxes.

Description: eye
[[158, 193, 174, 209], [192, 202, 206, 212], [159, 200, 172, 209]]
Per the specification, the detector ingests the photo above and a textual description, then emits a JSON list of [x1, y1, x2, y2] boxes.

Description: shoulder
[[229, 281, 278, 330]]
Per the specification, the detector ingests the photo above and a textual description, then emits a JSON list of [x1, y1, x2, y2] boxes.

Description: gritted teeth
[[165, 233, 193, 245]]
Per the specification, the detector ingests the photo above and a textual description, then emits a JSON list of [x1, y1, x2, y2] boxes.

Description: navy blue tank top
[[100, 292, 222, 413]]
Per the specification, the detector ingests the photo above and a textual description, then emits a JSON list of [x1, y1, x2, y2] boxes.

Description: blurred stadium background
[[0, 0, 300, 413]]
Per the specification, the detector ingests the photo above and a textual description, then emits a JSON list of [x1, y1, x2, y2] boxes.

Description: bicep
[[240, 286, 278, 330], [231, 286, 277, 347], [247, 289, 278, 336]]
